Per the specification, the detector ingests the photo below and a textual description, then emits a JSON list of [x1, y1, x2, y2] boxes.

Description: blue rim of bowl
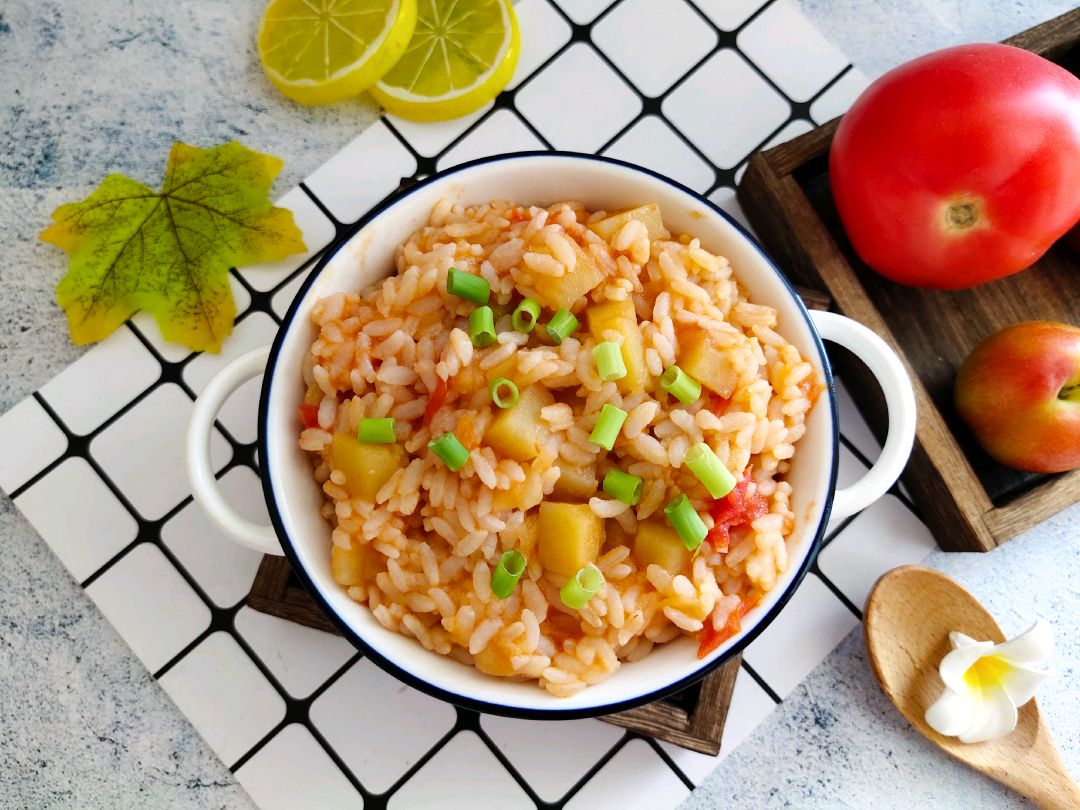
[[258, 151, 839, 720]]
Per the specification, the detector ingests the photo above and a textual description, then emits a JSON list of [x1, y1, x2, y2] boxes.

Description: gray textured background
[[1, 1, 1077, 807]]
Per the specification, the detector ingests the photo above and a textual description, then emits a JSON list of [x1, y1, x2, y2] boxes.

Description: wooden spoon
[[865, 565, 1080, 809]]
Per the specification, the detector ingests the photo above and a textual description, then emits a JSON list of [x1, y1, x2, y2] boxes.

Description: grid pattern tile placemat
[[0, 0, 937, 807]]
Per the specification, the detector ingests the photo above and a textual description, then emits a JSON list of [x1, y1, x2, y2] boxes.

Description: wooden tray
[[738, 8, 1080, 553], [247, 555, 737, 755]]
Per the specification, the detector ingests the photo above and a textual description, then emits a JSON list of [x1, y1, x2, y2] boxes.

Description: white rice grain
[[469, 618, 502, 654], [624, 401, 659, 438], [663, 606, 704, 633], [523, 251, 566, 277], [589, 497, 629, 518], [632, 432, 668, 466], [471, 451, 497, 489]]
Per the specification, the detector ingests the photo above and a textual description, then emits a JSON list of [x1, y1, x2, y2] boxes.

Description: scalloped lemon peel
[[370, 0, 520, 122], [258, 0, 418, 105]]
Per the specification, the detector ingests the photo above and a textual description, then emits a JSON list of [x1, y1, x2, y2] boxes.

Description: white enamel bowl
[[187, 153, 915, 718]]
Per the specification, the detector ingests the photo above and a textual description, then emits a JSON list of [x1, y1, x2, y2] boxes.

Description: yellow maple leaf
[[42, 141, 306, 353]]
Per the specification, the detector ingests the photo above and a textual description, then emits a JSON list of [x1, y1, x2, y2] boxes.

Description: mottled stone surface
[[0, 0, 378, 413], [798, 0, 1077, 75], [2, 0, 1079, 807], [1, 1, 375, 807], [682, 503, 1080, 810]]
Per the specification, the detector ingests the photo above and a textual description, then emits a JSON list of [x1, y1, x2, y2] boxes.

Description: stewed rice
[[299, 199, 818, 697]]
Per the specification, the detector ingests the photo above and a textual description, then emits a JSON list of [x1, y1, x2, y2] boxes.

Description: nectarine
[[954, 321, 1080, 473]]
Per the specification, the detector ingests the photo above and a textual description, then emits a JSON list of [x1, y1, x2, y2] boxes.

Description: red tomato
[[830, 44, 1080, 289]]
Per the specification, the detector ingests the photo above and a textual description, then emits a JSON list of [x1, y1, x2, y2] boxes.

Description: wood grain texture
[[1007, 7, 1080, 56], [247, 554, 338, 634], [865, 566, 1080, 808], [738, 7, 1080, 551], [603, 656, 740, 756], [246, 554, 738, 755]]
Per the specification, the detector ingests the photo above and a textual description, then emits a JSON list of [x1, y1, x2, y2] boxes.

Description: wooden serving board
[[738, 8, 1080, 553]]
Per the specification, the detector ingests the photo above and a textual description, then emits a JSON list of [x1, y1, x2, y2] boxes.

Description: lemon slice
[[258, 0, 418, 105], [370, 0, 520, 122]]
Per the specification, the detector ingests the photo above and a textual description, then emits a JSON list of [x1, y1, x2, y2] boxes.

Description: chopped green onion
[[491, 550, 526, 599], [469, 305, 497, 348], [546, 308, 579, 345], [589, 404, 628, 451], [446, 267, 490, 305], [664, 493, 708, 551], [560, 564, 605, 609], [489, 377, 520, 409], [660, 365, 702, 404], [603, 469, 643, 506], [511, 298, 541, 333], [357, 417, 396, 444], [684, 442, 736, 499], [593, 342, 627, 382], [428, 432, 470, 472]]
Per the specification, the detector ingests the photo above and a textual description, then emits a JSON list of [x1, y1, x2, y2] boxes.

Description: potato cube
[[484, 354, 519, 386], [538, 502, 603, 577], [331, 543, 377, 586], [499, 511, 541, 557], [552, 462, 598, 500], [330, 434, 407, 501], [453, 364, 487, 394], [517, 512, 541, 559], [474, 644, 517, 677], [662, 594, 709, 621], [587, 298, 650, 393], [588, 203, 666, 242], [484, 384, 555, 462], [632, 520, 691, 575], [679, 328, 736, 398], [530, 241, 606, 313]]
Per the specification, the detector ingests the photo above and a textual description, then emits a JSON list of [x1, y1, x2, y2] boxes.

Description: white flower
[[925, 619, 1054, 744]]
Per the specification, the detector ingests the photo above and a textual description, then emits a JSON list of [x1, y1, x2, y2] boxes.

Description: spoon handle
[[1019, 778, 1080, 810], [1001, 748, 1080, 810]]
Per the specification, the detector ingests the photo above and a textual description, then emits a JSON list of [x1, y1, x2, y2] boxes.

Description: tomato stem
[[946, 202, 979, 229]]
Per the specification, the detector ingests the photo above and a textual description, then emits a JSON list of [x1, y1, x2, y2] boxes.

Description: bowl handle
[[810, 311, 916, 521], [185, 345, 282, 556]]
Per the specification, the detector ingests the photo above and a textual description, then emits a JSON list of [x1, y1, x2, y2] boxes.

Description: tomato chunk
[[709, 394, 731, 417], [697, 596, 758, 659], [705, 468, 768, 551], [423, 377, 449, 428], [298, 403, 320, 429]]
